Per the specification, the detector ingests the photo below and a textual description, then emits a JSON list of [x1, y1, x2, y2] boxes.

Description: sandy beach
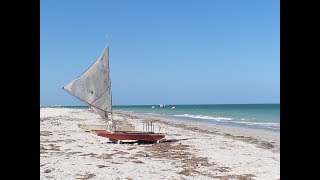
[[40, 107, 280, 179]]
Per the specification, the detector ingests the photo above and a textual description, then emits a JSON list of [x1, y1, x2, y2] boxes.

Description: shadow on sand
[[106, 138, 195, 145]]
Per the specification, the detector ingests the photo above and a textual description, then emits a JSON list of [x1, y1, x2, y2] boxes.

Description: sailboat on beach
[[62, 36, 165, 143]]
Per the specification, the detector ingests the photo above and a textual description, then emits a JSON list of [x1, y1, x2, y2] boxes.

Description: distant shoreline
[[40, 107, 279, 153], [42, 104, 279, 133], [113, 110, 280, 153]]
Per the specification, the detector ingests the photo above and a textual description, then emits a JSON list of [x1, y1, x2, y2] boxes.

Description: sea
[[62, 104, 280, 132]]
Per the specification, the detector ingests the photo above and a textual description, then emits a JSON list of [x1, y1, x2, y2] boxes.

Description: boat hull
[[92, 130, 165, 141]]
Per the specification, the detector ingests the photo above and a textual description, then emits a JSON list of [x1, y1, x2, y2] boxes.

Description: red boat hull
[[92, 130, 165, 141]]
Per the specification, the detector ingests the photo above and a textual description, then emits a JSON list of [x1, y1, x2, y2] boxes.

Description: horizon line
[[41, 103, 280, 107]]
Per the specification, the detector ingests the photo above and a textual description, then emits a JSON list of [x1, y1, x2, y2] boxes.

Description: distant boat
[[171, 107, 176, 110], [160, 104, 166, 108], [151, 106, 155, 109]]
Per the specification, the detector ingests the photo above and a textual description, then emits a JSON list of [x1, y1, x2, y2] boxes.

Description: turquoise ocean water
[[63, 104, 279, 132]]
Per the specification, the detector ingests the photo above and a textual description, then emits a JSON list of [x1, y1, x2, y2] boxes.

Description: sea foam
[[174, 114, 234, 121]]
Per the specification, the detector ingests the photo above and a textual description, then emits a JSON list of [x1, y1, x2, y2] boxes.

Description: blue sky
[[40, 0, 279, 106]]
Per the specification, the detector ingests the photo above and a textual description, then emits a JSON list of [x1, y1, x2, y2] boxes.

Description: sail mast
[[106, 33, 112, 113], [106, 34, 114, 129]]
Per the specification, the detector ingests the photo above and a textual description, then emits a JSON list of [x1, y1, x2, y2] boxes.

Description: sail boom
[[62, 86, 112, 114]]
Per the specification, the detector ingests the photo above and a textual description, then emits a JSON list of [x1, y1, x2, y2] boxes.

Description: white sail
[[62, 45, 112, 121]]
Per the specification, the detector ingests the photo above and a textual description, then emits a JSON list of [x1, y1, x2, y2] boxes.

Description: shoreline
[[114, 110, 280, 153], [40, 107, 280, 179]]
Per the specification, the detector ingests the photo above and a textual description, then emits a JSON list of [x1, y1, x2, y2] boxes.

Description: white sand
[[40, 108, 280, 180]]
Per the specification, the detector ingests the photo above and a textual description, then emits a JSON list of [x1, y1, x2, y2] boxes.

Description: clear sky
[[40, 0, 279, 106]]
